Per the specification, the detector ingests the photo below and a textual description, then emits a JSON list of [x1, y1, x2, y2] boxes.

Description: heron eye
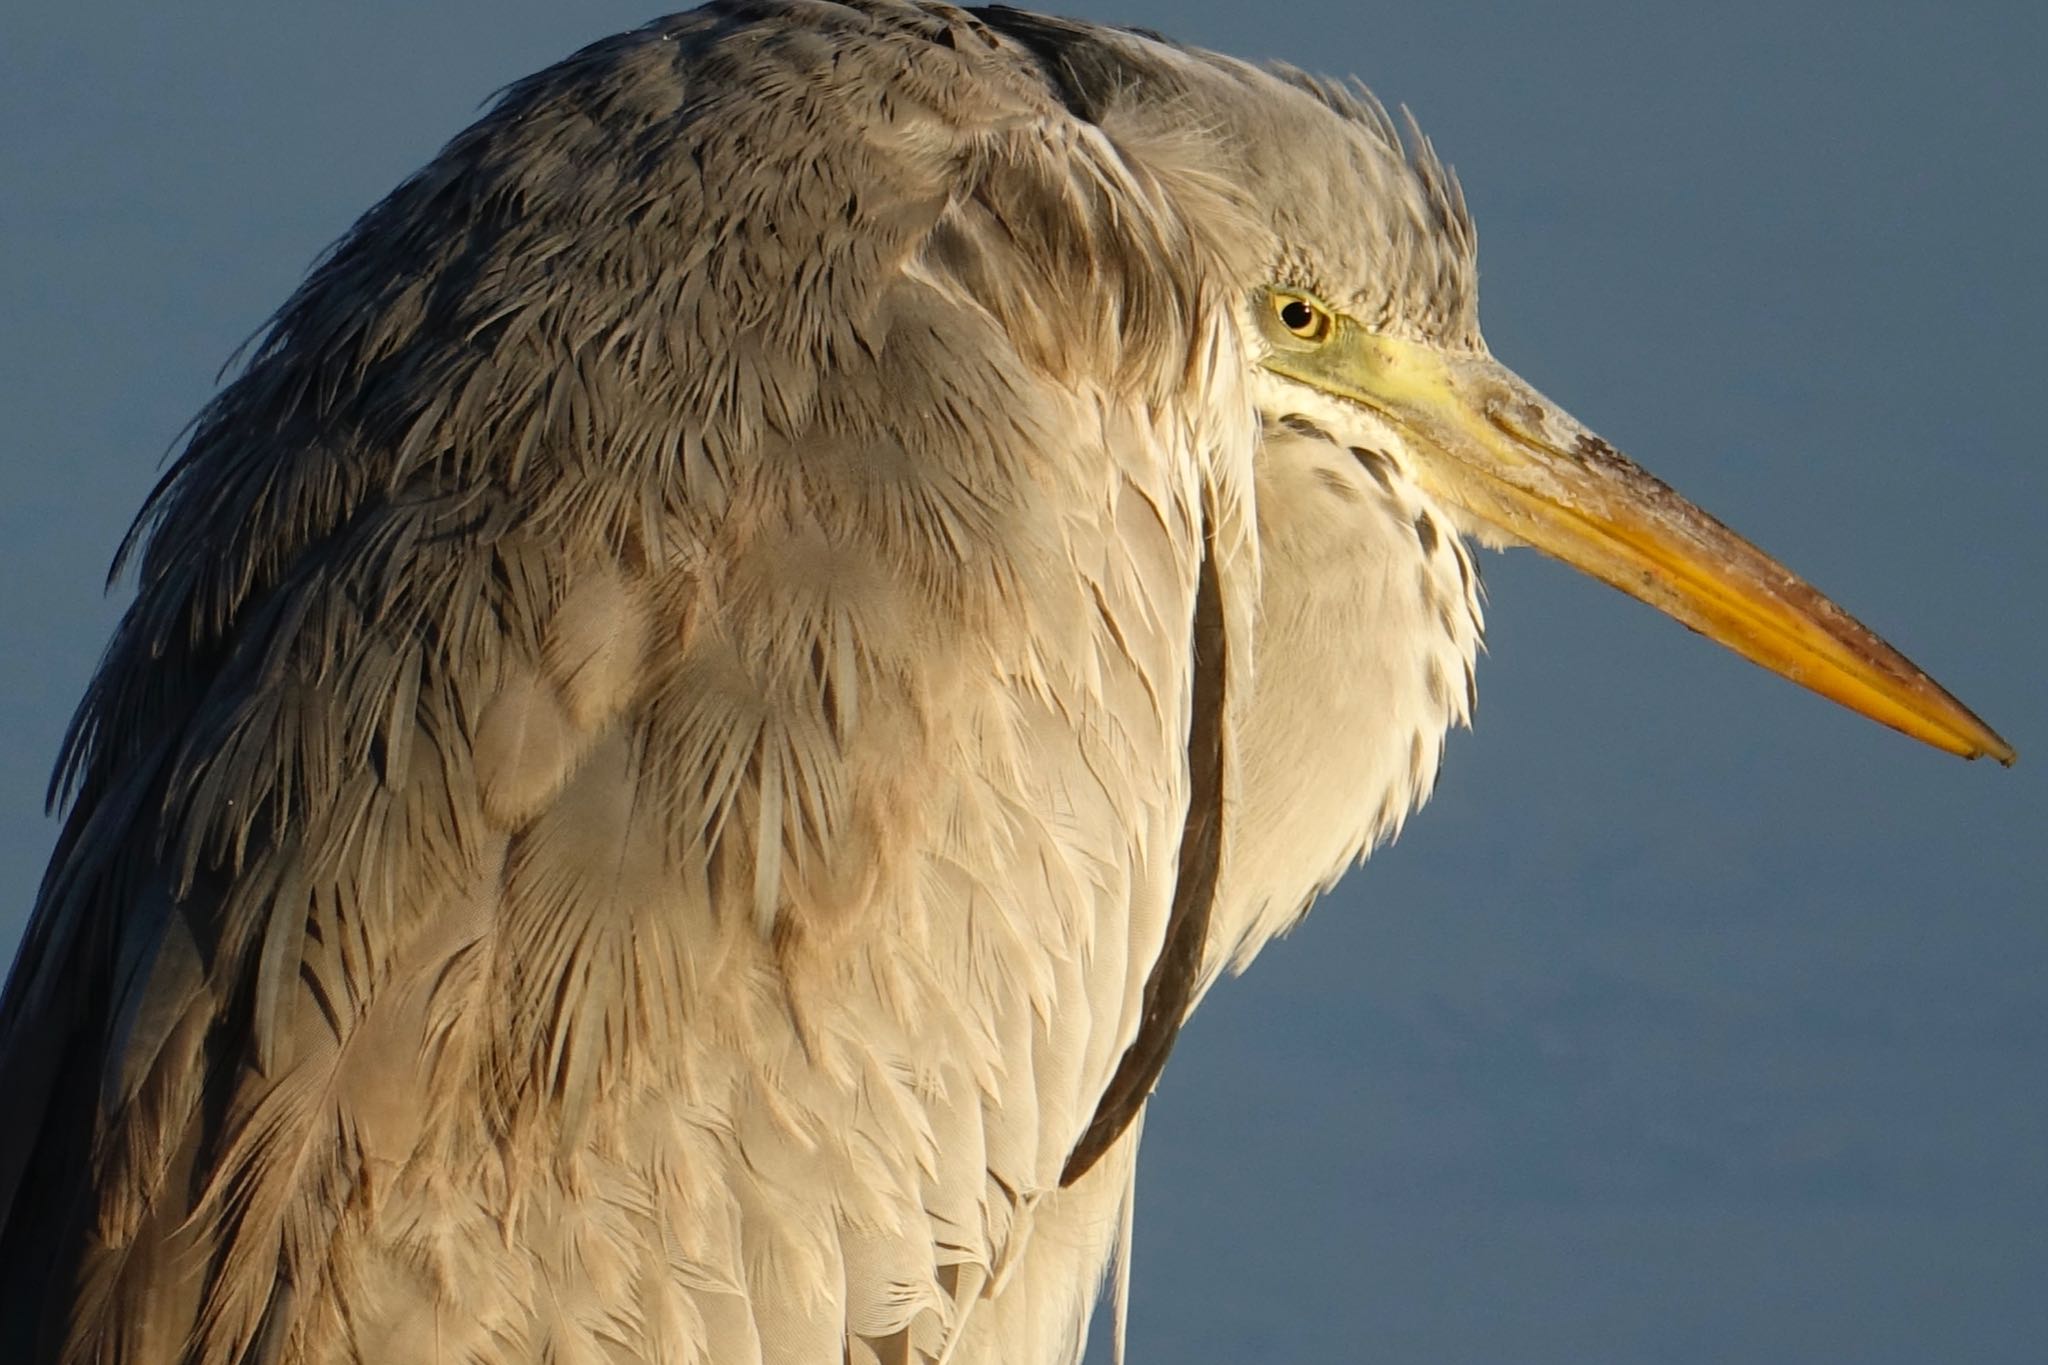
[[1272, 293, 1332, 343]]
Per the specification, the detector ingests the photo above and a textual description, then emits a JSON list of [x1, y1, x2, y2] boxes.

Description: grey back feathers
[[0, 4, 1483, 1363]]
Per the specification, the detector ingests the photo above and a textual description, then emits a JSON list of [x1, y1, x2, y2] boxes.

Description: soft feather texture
[[0, 4, 1482, 1362]]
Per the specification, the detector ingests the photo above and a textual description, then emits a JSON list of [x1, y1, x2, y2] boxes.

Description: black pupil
[[1279, 299, 1316, 333]]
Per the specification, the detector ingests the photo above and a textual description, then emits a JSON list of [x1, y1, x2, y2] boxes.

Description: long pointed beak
[[1267, 325, 2013, 764]]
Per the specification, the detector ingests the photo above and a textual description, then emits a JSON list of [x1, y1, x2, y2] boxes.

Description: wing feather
[[0, 5, 1258, 1362]]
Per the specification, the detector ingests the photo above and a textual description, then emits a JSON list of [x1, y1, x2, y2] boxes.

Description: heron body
[[0, 5, 2006, 1364]]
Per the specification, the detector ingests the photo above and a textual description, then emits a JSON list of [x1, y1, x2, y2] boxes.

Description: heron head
[[1195, 63, 2013, 764]]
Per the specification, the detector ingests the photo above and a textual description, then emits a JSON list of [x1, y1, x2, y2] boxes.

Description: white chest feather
[[1206, 419, 1485, 982]]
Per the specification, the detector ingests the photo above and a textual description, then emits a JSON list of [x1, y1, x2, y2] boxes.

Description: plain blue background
[[2, 4, 2041, 1361]]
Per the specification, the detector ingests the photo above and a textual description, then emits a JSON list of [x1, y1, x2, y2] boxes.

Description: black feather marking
[[973, 7, 1190, 123], [1314, 467, 1362, 502], [1062, 522, 1228, 1185], [1278, 414, 1334, 443], [1452, 538, 1474, 595], [1349, 445, 1395, 493], [1413, 510, 1440, 556], [240, 1278, 295, 1365]]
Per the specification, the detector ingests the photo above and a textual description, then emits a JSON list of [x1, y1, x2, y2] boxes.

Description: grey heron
[[0, 4, 2011, 1363]]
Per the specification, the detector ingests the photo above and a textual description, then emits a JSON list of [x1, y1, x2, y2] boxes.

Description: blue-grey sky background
[[2, 3, 2041, 1362]]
